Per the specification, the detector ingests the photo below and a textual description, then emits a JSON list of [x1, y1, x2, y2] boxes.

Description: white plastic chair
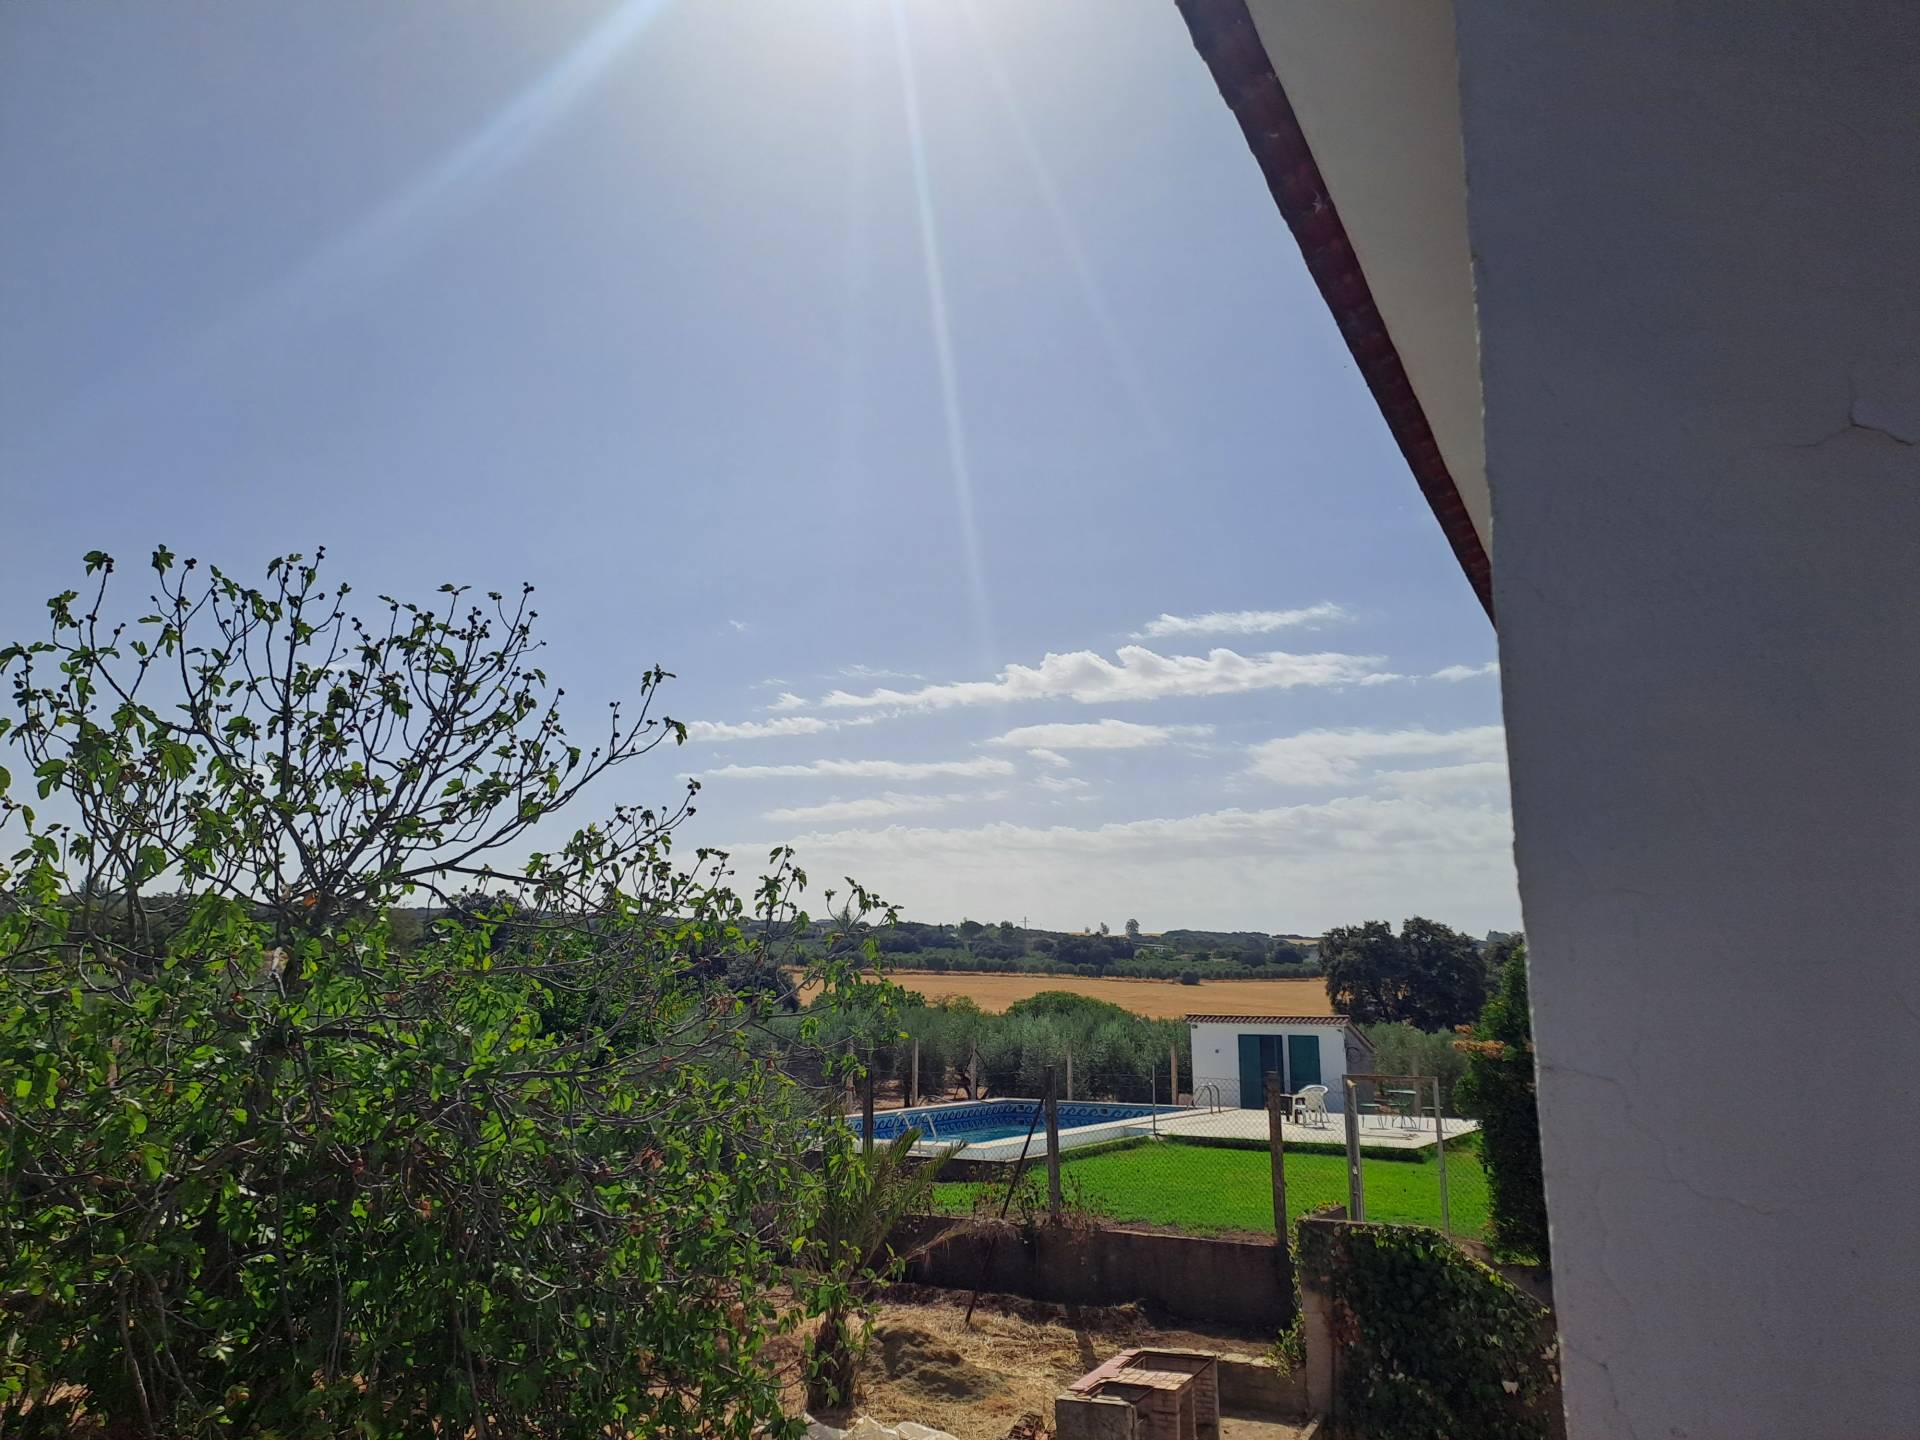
[[1294, 1084, 1330, 1128]]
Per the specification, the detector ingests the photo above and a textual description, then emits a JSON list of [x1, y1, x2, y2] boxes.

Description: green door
[[1239, 1034, 1290, 1107], [1237, 1034, 1262, 1108], [1286, 1034, 1323, 1092]]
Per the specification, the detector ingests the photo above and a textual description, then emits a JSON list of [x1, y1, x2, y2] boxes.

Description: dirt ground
[[883, 973, 1334, 1020], [780, 1286, 1307, 1440]]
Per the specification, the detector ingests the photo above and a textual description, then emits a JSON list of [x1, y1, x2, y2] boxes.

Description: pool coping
[[864, 1097, 1186, 1164]]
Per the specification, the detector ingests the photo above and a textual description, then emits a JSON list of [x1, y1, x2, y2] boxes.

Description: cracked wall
[[1453, 2, 1920, 1436]]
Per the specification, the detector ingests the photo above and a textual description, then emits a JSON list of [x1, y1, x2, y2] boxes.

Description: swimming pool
[[862, 1098, 1183, 1161]]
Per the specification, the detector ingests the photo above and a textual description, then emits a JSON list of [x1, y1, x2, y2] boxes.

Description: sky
[[0, 0, 1517, 934]]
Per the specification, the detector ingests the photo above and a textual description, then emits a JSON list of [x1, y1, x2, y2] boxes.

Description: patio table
[[1384, 1087, 1421, 1129]]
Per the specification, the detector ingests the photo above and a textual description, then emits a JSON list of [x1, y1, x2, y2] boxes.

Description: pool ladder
[[1193, 1083, 1225, 1114]]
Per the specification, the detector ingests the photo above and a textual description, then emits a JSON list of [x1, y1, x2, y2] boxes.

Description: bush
[[0, 550, 883, 1439], [1296, 1222, 1557, 1440], [1454, 938, 1549, 1261], [1361, 1021, 1469, 1114], [1178, 969, 1201, 985]]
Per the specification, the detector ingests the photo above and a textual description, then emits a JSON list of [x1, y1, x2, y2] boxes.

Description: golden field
[[883, 971, 1334, 1019]]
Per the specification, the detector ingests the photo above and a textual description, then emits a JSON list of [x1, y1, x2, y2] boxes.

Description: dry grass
[[884, 973, 1335, 1020], [779, 1287, 1284, 1440]]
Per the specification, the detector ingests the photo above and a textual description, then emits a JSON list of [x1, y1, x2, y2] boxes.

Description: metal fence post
[[1170, 1043, 1180, 1105], [861, 1058, 875, 1157], [1344, 1076, 1365, 1221], [968, 1041, 979, 1100], [1150, 1062, 1159, 1136], [1432, 1075, 1451, 1236], [910, 1038, 920, 1108], [1045, 1065, 1063, 1218], [1265, 1071, 1289, 1243], [1065, 1042, 1073, 1101]]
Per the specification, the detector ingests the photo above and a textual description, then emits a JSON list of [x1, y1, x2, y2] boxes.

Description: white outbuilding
[[1186, 1013, 1372, 1111]]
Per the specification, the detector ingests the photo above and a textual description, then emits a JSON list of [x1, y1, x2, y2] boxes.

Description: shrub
[[1361, 1020, 1469, 1113], [1454, 939, 1549, 1261], [1297, 1221, 1557, 1440], [1178, 969, 1201, 985], [0, 549, 886, 1439]]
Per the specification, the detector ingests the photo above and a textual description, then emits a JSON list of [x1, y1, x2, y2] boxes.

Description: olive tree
[[0, 549, 889, 1439]]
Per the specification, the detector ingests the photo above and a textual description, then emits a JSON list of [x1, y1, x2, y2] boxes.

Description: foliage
[[802, 991, 1189, 1104], [1454, 939, 1549, 1261], [1297, 1222, 1556, 1440], [864, 919, 1319, 981], [802, 1131, 949, 1411], [1322, 918, 1485, 1031], [0, 549, 886, 1439], [932, 1139, 1489, 1240], [1361, 1021, 1470, 1114]]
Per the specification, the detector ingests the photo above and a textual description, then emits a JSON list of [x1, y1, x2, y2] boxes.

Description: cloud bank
[[798, 644, 1386, 713], [1133, 603, 1349, 638], [986, 719, 1211, 751], [1247, 726, 1507, 786]]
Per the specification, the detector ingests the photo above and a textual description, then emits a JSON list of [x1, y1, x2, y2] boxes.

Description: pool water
[[866, 1099, 1175, 1146]]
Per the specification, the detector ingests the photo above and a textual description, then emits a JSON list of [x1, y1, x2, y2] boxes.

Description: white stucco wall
[[1187, 1020, 1352, 1110], [1453, 4, 1920, 1435]]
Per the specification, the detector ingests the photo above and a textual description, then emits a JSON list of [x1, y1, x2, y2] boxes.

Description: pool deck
[[1154, 1106, 1479, 1152], [875, 1097, 1478, 1162]]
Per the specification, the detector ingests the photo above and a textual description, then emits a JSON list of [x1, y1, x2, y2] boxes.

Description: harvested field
[[780, 1286, 1305, 1440], [886, 972, 1334, 1020]]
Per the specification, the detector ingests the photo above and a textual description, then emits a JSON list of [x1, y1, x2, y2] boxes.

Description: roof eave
[[1174, 0, 1494, 622]]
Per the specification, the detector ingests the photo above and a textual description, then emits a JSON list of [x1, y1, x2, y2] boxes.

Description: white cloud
[[1374, 760, 1510, 794], [836, 663, 924, 682], [687, 717, 819, 743], [683, 716, 870, 742], [986, 719, 1212, 751], [761, 792, 1519, 932], [1247, 726, 1507, 786], [700, 756, 1016, 782], [797, 644, 1386, 713], [764, 790, 996, 824], [1034, 774, 1090, 793], [767, 692, 809, 712], [1429, 661, 1500, 682], [1028, 748, 1072, 769], [1133, 603, 1350, 639]]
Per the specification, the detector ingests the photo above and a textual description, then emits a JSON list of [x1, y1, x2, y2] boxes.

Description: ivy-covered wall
[[1297, 1217, 1560, 1440]]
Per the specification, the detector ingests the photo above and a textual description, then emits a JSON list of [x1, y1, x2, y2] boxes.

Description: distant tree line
[[859, 918, 1318, 982], [790, 991, 1192, 1106]]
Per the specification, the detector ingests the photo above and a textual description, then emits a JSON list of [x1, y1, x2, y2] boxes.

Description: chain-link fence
[[864, 1054, 1488, 1246]]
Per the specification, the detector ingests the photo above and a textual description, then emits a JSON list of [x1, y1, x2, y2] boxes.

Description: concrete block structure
[[1060, 1349, 1220, 1440]]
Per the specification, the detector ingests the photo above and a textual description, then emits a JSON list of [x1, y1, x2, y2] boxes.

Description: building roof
[[1185, 1013, 1353, 1026], [1175, 0, 1492, 620]]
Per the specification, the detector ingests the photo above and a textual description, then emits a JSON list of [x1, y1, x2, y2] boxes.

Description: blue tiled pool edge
[[860, 1098, 1183, 1163]]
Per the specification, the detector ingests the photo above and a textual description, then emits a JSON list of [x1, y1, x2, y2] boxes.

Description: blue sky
[[0, 0, 1515, 933]]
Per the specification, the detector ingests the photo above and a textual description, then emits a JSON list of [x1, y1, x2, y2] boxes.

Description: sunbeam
[[890, 0, 998, 668], [194, 0, 677, 373], [956, 0, 1176, 464]]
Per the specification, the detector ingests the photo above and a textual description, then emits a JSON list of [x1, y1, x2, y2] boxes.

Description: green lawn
[[933, 1138, 1489, 1241]]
